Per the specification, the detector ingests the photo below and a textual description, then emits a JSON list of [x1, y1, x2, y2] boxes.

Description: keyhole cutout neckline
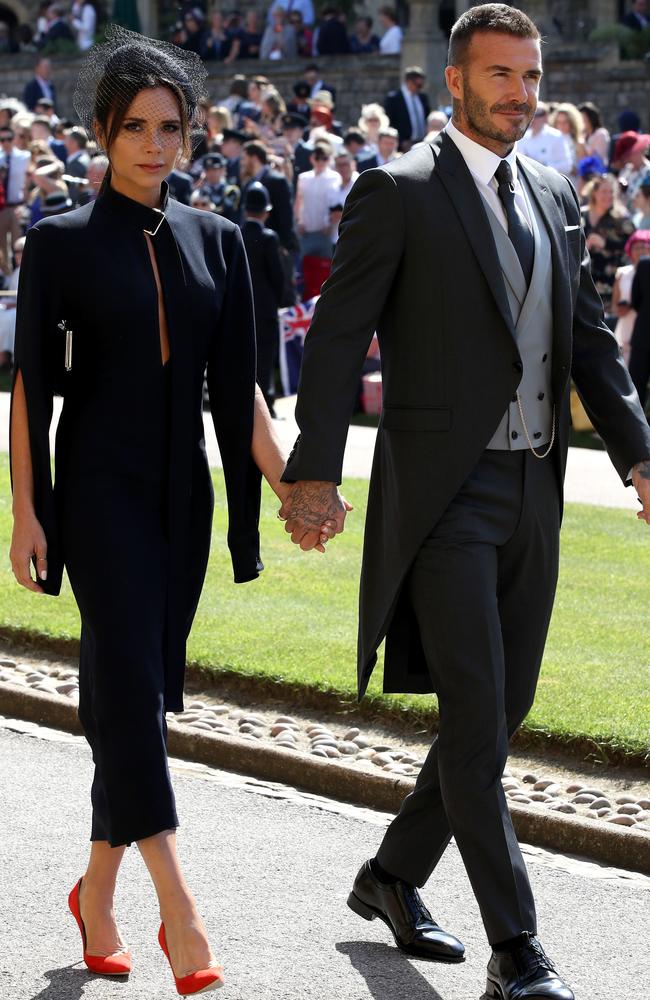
[[144, 231, 171, 367]]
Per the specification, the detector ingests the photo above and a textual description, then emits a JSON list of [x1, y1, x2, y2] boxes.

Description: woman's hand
[[586, 232, 605, 251], [10, 510, 48, 592]]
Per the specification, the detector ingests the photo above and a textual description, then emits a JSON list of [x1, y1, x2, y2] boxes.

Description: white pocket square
[[564, 224, 580, 232]]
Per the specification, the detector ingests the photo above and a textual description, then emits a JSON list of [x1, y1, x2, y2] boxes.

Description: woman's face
[[365, 115, 380, 138], [103, 87, 183, 200], [631, 241, 650, 264], [581, 112, 593, 136], [211, 12, 222, 31], [555, 112, 570, 135], [593, 180, 614, 212]]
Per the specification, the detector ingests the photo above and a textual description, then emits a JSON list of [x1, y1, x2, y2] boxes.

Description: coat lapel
[[432, 133, 516, 340]]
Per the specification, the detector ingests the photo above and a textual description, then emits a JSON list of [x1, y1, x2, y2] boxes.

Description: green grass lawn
[[1, 453, 648, 756]]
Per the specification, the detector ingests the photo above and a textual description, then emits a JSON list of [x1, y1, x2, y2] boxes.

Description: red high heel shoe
[[158, 923, 224, 995], [68, 879, 132, 976]]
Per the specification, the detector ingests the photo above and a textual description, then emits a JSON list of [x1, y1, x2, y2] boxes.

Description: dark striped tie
[[494, 159, 534, 285]]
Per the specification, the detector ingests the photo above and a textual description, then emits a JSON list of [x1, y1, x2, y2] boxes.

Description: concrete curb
[[2, 680, 649, 876]]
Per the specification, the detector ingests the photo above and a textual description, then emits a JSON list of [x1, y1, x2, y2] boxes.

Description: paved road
[[1, 719, 648, 1000], [0, 391, 640, 510]]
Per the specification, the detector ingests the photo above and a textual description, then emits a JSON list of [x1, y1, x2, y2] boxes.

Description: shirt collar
[[444, 118, 519, 187]]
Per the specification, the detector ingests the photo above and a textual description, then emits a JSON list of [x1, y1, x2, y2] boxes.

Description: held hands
[[278, 480, 352, 552], [10, 510, 48, 593], [632, 460, 650, 526]]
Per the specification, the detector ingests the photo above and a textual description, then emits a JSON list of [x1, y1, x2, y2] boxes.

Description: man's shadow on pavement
[[336, 941, 452, 1000], [30, 965, 129, 999]]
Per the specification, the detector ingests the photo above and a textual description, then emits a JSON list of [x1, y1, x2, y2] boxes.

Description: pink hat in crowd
[[625, 229, 650, 258]]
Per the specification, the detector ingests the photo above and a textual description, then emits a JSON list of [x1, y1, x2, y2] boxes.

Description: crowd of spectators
[[0, 3, 102, 55], [0, 53, 648, 414]]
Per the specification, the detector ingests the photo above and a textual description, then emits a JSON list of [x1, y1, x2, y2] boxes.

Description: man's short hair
[[404, 66, 425, 82], [242, 140, 268, 164], [65, 126, 88, 148], [448, 3, 540, 68], [344, 129, 366, 146]]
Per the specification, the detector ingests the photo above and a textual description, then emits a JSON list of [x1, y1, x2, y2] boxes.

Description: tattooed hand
[[279, 481, 352, 552], [632, 460, 650, 526]]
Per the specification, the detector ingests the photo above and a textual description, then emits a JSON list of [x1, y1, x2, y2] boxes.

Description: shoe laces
[[513, 935, 557, 982], [402, 884, 434, 925]]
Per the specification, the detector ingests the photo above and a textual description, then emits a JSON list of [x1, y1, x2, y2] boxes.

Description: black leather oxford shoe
[[347, 861, 465, 962], [484, 934, 574, 999]]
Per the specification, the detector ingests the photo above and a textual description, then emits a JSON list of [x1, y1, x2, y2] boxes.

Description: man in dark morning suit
[[630, 253, 650, 409], [621, 0, 649, 30], [22, 57, 57, 113], [279, 6, 650, 1000], [384, 66, 431, 149], [241, 140, 299, 252], [241, 182, 285, 417]]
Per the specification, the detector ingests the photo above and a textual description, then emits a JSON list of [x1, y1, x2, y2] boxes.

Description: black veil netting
[[73, 23, 209, 153]]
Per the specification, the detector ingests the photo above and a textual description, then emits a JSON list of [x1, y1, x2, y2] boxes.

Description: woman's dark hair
[[578, 102, 602, 134], [93, 43, 194, 163], [448, 2, 539, 68]]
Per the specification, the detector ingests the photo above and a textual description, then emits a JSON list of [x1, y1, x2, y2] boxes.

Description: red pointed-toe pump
[[158, 923, 224, 996], [68, 879, 132, 976]]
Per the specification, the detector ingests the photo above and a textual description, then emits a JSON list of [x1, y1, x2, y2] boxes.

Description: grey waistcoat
[[481, 173, 554, 451]]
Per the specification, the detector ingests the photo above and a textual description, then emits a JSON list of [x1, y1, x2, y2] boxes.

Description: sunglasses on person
[[0, 135, 13, 143]]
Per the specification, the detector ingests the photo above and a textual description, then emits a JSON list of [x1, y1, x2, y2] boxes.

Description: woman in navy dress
[[9, 27, 330, 996]]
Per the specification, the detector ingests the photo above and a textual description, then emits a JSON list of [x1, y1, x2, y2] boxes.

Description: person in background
[[424, 108, 449, 141], [287, 81, 311, 118], [349, 15, 379, 53], [580, 173, 635, 325], [621, 0, 649, 30], [0, 234, 23, 370], [221, 127, 247, 185], [241, 139, 297, 250], [33, 95, 58, 123], [26, 153, 70, 226], [357, 126, 399, 171], [198, 151, 241, 223], [0, 21, 18, 54], [279, 112, 311, 183], [79, 153, 108, 203], [23, 57, 56, 112], [241, 181, 285, 416], [378, 6, 402, 53], [260, 6, 297, 60], [9, 117, 33, 154], [224, 10, 246, 60], [632, 169, 650, 228], [201, 9, 230, 60], [329, 149, 358, 244], [0, 126, 30, 274], [357, 102, 389, 155], [303, 63, 335, 104], [579, 101, 610, 166], [294, 141, 339, 258], [618, 133, 650, 211], [71, 0, 97, 51], [385, 67, 430, 150], [612, 229, 650, 366], [221, 74, 248, 115], [343, 128, 373, 164], [63, 125, 90, 206], [266, 0, 315, 28], [288, 11, 312, 57], [518, 101, 572, 175], [550, 102, 585, 177], [180, 7, 207, 55], [316, 6, 350, 55], [30, 114, 67, 163], [39, 4, 75, 46], [239, 9, 262, 58]]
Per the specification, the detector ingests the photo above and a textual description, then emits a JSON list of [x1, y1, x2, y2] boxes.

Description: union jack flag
[[278, 297, 320, 395]]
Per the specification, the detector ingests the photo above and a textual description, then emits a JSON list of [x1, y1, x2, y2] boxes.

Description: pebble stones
[[607, 815, 636, 827]]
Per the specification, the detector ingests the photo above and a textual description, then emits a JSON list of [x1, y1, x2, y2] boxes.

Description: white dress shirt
[[3, 148, 31, 204], [297, 166, 341, 232], [379, 24, 402, 54], [444, 119, 532, 233], [517, 123, 572, 175]]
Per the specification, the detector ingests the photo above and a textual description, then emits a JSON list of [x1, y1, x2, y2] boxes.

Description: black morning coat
[[283, 132, 650, 700], [10, 180, 263, 711]]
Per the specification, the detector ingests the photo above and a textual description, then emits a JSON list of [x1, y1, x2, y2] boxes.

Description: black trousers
[[376, 448, 560, 945], [256, 316, 279, 414]]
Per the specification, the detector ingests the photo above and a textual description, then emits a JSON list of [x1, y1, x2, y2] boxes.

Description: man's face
[[206, 166, 225, 185], [634, 0, 646, 14], [446, 32, 542, 155], [378, 135, 397, 159], [31, 122, 50, 142], [221, 138, 241, 159], [407, 75, 425, 94], [335, 156, 353, 183], [37, 59, 51, 79], [311, 149, 329, 172], [283, 126, 302, 146], [305, 70, 317, 86], [0, 130, 13, 154]]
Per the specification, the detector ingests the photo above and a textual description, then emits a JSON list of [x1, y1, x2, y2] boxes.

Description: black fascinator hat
[[73, 23, 208, 158]]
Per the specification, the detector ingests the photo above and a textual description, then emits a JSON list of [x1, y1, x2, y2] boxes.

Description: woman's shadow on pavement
[[29, 965, 129, 999], [336, 941, 453, 1000]]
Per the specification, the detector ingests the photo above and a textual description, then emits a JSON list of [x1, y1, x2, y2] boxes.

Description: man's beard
[[458, 76, 534, 146]]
